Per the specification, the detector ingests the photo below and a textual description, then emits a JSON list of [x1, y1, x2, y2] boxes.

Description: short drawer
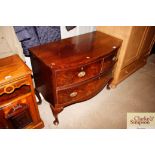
[[101, 53, 117, 73], [57, 72, 112, 105], [56, 59, 102, 87]]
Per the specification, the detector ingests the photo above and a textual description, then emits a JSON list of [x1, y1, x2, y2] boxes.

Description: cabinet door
[[0, 95, 36, 129], [122, 26, 147, 68], [138, 26, 155, 59]]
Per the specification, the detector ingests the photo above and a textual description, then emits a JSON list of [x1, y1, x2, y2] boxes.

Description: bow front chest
[[29, 31, 122, 125]]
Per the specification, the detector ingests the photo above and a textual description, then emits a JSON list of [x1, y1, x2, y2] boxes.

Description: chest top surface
[[0, 54, 31, 86], [29, 31, 122, 69]]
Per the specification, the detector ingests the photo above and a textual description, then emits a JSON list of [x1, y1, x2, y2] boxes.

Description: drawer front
[[56, 53, 116, 87], [57, 72, 112, 105], [56, 59, 102, 87]]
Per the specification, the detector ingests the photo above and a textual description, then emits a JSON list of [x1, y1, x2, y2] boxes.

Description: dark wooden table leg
[[35, 88, 42, 105], [50, 105, 63, 126]]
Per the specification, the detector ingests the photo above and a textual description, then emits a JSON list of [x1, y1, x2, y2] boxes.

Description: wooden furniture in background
[[29, 31, 122, 125], [96, 26, 155, 87], [0, 54, 44, 129]]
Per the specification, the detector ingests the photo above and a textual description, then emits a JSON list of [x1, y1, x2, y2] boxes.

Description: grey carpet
[[38, 54, 155, 129]]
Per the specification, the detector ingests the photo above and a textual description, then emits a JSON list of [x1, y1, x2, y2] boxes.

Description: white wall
[[61, 26, 96, 39], [0, 26, 24, 59]]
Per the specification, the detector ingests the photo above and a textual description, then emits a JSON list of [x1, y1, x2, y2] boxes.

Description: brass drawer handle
[[112, 56, 118, 62], [78, 71, 86, 78], [70, 92, 78, 97], [12, 104, 23, 112]]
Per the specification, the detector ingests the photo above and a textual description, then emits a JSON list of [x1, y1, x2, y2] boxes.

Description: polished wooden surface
[[96, 26, 155, 87], [0, 54, 44, 129], [30, 31, 122, 68], [0, 55, 31, 86], [30, 31, 122, 125]]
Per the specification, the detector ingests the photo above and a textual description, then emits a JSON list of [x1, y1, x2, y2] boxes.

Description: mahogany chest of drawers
[[0, 54, 44, 129], [29, 31, 122, 125]]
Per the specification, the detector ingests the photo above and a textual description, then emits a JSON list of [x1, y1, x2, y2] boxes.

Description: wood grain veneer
[[29, 31, 122, 125], [0, 54, 44, 129]]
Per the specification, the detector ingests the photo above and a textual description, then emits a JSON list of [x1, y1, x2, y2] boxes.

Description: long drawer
[[119, 61, 137, 82], [56, 53, 117, 87], [57, 71, 112, 106]]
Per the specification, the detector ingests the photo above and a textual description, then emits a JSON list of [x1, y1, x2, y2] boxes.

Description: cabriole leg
[[50, 105, 63, 126]]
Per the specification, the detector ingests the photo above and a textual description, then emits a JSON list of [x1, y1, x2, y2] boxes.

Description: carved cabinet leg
[[35, 88, 42, 105], [50, 105, 64, 126]]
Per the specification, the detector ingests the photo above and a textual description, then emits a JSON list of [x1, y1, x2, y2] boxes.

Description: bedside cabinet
[[0, 54, 44, 129], [29, 31, 122, 125]]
